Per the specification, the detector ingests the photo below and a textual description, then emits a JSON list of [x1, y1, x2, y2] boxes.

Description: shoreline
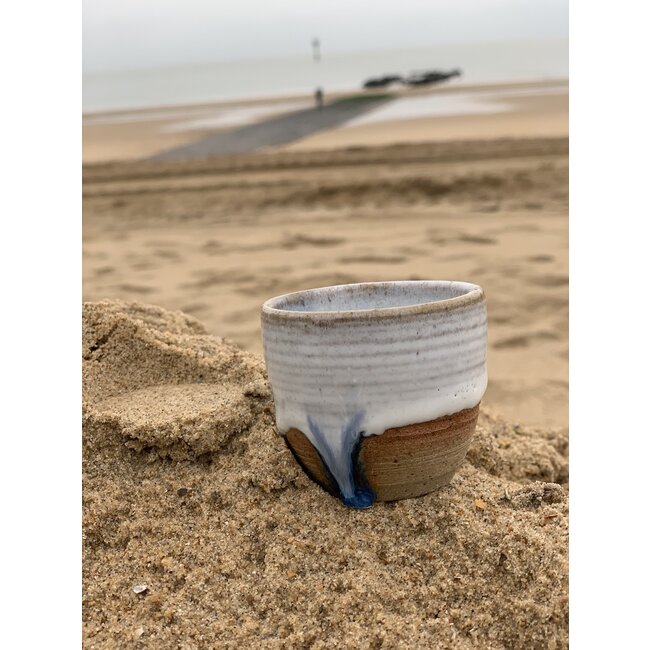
[[284, 90, 567, 151], [83, 79, 568, 163], [83, 77, 568, 120]]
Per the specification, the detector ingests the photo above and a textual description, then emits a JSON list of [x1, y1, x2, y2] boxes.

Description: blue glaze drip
[[342, 485, 376, 509], [307, 411, 377, 509]]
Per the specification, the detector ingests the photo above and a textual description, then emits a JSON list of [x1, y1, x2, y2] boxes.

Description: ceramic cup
[[261, 281, 488, 508]]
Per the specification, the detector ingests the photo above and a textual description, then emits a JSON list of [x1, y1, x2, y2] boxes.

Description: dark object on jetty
[[363, 75, 404, 89], [314, 87, 324, 109], [404, 69, 462, 87], [362, 69, 462, 90]]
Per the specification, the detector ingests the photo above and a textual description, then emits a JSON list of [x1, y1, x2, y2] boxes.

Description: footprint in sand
[[154, 249, 181, 260], [530, 274, 569, 288], [94, 266, 115, 276], [458, 234, 498, 245], [279, 234, 346, 249], [337, 254, 407, 265], [396, 246, 429, 256], [492, 331, 559, 350], [427, 230, 497, 246], [182, 269, 257, 290], [117, 283, 155, 294], [201, 240, 223, 255], [527, 255, 554, 263], [125, 253, 154, 271], [474, 203, 501, 213]]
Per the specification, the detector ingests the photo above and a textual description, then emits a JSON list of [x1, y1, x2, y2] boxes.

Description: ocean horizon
[[83, 37, 567, 113]]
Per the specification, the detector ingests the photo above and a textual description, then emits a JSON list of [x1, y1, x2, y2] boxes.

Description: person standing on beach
[[314, 87, 324, 109], [312, 38, 323, 109]]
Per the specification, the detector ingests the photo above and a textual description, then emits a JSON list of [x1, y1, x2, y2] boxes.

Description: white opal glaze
[[261, 281, 488, 505]]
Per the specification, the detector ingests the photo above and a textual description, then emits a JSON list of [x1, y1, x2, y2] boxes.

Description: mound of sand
[[83, 300, 568, 649]]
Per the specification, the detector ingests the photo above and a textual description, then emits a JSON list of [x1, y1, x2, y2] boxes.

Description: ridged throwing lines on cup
[[261, 280, 488, 508]]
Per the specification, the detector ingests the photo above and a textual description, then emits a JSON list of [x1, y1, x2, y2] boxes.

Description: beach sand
[[83, 94, 313, 163], [285, 92, 568, 151], [83, 81, 567, 163], [83, 137, 568, 428], [83, 300, 568, 649]]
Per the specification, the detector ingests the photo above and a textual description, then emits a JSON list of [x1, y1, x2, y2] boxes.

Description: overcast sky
[[83, 0, 568, 73]]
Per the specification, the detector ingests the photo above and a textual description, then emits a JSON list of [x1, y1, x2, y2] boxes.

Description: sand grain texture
[[83, 301, 568, 650]]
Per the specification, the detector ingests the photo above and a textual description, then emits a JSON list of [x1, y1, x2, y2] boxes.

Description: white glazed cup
[[261, 281, 488, 508]]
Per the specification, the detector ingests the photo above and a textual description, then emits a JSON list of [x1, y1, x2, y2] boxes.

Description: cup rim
[[261, 280, 484, 321]]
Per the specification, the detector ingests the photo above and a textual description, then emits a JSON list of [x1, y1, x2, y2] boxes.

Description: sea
[[83, 38, 568, 114]]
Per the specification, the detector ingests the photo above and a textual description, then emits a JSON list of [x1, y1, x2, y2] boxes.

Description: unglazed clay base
[[285, 405, 480, 502]]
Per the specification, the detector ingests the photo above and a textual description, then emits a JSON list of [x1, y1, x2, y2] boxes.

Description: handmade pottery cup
[[261, 281, 488, 508]]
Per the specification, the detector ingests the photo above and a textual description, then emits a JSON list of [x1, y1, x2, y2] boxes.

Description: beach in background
[[84, 37, 567, 163], [84, 79, 567, 162], [84, 137, 568, 428]]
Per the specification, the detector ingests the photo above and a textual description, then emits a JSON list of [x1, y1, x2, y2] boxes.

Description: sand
[[285, 92, 568, 151], [83, 137, 568, 428], [149, 96, 395, 161], [83, 93, 316, 163], [83, 300, 568, 649], [83, 81, 567, 163]]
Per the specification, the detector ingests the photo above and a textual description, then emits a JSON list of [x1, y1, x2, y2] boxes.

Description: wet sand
[[149, 95, 394, 160], [286, 92, 568, 151], [83, 80, 567, 163]]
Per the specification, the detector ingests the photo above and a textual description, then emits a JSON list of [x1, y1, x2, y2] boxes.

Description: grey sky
[[83, 0, 568, 73]]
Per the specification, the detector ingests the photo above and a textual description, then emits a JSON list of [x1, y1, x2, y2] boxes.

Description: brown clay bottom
[[284, 404, 480, 502]]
